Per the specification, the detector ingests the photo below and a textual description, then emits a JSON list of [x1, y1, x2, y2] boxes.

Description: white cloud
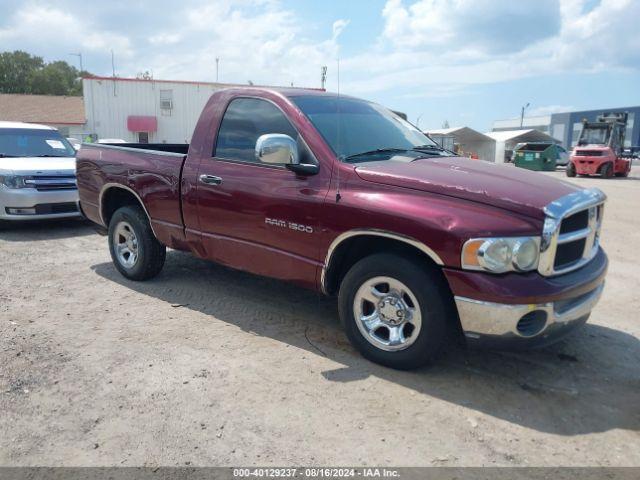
[[0, 0, 346, 89], [148, 33, 182, 46], [340, 0, 640, 95], [332, 19, 350, 41], [552, 0, 640, 69], [0, 4, 132, 57], [0, 0, 637, 103], [381, 0, 561, 54], [529, 105, 574, 116], [141, 1, 347, 89]]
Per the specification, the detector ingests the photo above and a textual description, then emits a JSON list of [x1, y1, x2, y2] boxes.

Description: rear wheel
[[566, 163, 576, 177], [601, 162, 614, 178], [615, 164, 630, 177], [108, 205, 166, 280], [338, 253, 449, 369]]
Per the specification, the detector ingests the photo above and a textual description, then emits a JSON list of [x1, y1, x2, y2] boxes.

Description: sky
[[1, 0, 639, 131]]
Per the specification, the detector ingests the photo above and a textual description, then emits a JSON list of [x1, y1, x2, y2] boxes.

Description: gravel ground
[[1, 167, 639, 467]]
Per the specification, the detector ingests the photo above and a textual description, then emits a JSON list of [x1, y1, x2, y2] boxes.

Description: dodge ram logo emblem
[[265, 217, 313, 234]]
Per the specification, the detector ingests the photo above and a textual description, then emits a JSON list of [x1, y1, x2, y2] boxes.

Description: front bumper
[[0, 186, 80, 220], [573, 158, 607, 175], [444, 249, 608, 349], [455, 283, 603, 348]]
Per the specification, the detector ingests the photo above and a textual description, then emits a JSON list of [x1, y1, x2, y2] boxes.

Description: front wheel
[[601, 162, 614, 178], [566, 163, 576, 177], [108, 205, 166, 281], [338, 253, 450, 369]]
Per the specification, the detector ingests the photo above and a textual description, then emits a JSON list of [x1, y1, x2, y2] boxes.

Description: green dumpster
[[513, 142, 559, 171]]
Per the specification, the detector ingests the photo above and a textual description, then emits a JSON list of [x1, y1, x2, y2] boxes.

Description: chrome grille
[[24, 175, 77, 191], [538, 188, 606, 276]]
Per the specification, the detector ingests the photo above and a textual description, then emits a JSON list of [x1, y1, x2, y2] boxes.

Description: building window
[[625, 113, 634, 147], [552, 124, 565, 143], [160, 90, 173, 115]]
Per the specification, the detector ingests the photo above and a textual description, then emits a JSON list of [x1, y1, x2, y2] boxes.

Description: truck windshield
[[0, 128, 76, 158], [579, 126, 610, 146], [291, 95, 442, 162]]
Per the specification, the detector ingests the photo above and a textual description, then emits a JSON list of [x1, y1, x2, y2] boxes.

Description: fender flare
[[98, 183, 157, 236], [320, 229, 444, 294]]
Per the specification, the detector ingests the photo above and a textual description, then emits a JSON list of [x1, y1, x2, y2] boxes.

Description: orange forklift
[[567, 112, 632, 178]]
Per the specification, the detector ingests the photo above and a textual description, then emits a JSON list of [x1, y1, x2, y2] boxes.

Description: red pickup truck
[[77, 87, 608, 369]]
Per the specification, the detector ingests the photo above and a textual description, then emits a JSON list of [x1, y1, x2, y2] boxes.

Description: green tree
[[0, 50, 44, 94], [0, 50, 88, 96], [30, 61, 82, 96]]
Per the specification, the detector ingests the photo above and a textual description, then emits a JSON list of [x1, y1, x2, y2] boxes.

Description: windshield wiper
[[36, 154, 69, 157], [412, 144, 445, 152], [342, 148, 409, 162], [0, 153, 18, 158]]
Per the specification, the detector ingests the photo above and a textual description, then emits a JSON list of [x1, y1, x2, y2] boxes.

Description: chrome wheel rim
[[353, 276, 422, 352], [113, 221, 139, 268]]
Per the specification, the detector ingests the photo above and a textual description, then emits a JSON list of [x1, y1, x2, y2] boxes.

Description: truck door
[[194, 97, 330, 289]]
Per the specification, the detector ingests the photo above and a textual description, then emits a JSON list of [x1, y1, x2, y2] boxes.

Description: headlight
[[0, 175, 33, 189], [461, 236, 541, 273]]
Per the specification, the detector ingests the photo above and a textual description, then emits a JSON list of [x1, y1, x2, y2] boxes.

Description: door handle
[[199, 174, 223, 186]]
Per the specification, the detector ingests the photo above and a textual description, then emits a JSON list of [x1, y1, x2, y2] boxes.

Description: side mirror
[[255, 133, 319, 175], [255, 134, 299, 165]]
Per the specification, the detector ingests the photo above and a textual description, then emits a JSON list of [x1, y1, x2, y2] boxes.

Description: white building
[[426, 127, 496, 162], [484, 129, 559, 163], [83, 76, 235, 143], [492, 115, 552, 135]]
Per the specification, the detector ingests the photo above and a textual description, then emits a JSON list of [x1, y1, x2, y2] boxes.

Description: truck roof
[[0, 121, 55, 130], [213, 86, 345, 99]]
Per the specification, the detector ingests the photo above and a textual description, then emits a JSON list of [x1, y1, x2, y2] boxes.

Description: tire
[[566, 163, 576, 177], [338, 253, 450, 369], [601, 162, 613, 178], [108, 205, 166, 281]]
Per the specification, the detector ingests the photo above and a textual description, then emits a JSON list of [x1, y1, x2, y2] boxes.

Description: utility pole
[[69, 52, 83, 73], [111, 50, 117, 96], [520, 102, 530, 128], [111, 50, 116, 78], [321, 66, 327, 90], [216, 57, 220, 82]]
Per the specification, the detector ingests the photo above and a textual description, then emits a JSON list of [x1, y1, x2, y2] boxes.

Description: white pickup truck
[[0, 121, 80, 221]]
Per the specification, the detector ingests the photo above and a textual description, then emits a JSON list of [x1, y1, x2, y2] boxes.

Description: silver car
[[556, 145, 570, 167], [0, 122, 80, 221]]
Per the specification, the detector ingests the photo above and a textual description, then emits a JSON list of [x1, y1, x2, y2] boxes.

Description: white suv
[[0, 122, 80, 221]]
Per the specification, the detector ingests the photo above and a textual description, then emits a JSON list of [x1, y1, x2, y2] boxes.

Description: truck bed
[[76, 143, 189, 243]]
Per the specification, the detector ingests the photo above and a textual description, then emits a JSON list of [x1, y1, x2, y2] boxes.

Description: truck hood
[[0, 156, 76, 176], [354, 156, 580, 219]]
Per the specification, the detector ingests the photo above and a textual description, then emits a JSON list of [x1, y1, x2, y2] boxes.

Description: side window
[[215, 98, 298, 163]]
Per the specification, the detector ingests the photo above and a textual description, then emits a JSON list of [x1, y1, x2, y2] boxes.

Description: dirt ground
[[1, 167, 639, 467]]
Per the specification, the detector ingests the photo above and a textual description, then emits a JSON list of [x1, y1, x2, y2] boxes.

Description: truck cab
[[568, 113, 632, 178], [0, 122, 80, 221]]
